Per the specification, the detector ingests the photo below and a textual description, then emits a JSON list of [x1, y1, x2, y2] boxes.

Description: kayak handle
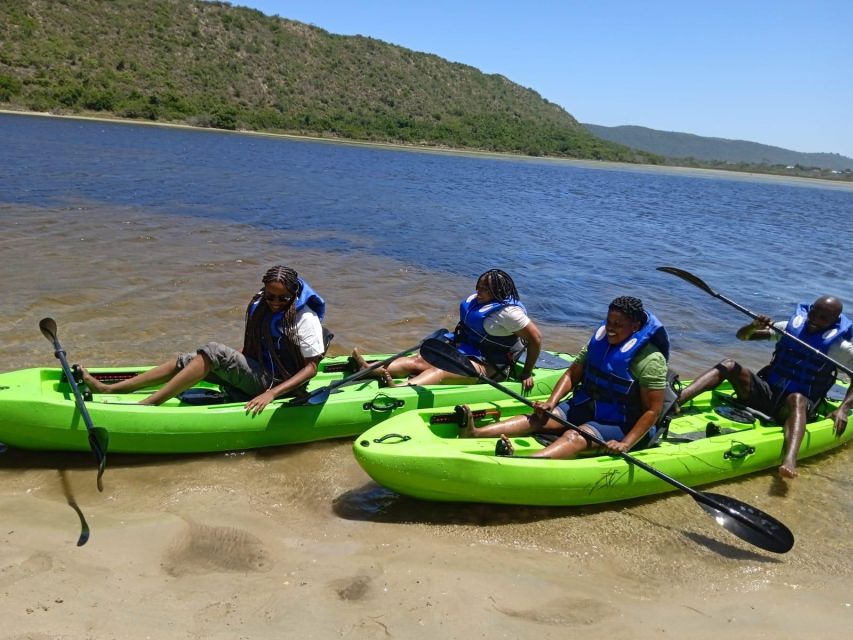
[[362, 394, 405, 413], [724, 441, 756, 460]]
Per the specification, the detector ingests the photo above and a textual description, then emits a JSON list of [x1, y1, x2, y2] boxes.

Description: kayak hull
[[353, 383, 852, 506], [0, 352, 572, 454]]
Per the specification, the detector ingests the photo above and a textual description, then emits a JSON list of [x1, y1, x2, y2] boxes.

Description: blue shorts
[[553, 401, 656, 445]]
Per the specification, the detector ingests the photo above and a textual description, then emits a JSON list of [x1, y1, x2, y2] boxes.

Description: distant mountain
[[582, 124, 853, 171]]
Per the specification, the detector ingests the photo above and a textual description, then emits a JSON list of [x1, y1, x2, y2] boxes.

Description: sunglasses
[[264, 292, 294, 304]]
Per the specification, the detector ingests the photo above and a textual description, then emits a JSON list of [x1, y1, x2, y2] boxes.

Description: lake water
[[0, 112, 851, 638]]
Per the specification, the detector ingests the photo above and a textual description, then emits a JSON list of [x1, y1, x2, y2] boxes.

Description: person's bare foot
[[351, 348, 396, 387], [455, 405, 477, 438], [778, 462, 798, 479], [495, 433, 514, 456], [79, 367, 110, 394]]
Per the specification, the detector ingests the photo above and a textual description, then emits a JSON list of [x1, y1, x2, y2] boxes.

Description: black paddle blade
[[39, 317, 59, 343], [656, 266, 716, 295], [71, 502, 91, 546], [89, 427, 109, 492], [420, 339, 479, 378], [59, 470, 91, 546], [696, 492, 794, 554]]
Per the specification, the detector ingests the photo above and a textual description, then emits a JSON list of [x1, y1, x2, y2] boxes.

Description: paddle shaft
[[296, 339, 433, 405], [660, 267, 853, 377], [47, 338, 101, 446], [40, 319, 107, 491]]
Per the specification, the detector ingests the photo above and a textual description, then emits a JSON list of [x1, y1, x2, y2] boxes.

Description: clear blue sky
[[232, 1, 853, 157]]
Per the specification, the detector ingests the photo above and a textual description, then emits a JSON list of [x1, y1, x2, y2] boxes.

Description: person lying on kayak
[[81, 265, 327, 414], [458, 296, 669, 459], [676, 296, 853, 479], [353, 269, 542, 389]]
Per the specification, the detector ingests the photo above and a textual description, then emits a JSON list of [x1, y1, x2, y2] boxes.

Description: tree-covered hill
[[583, 124, 853, 172], [0, 0, 658, 163]]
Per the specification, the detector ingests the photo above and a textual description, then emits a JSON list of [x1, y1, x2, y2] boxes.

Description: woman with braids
[[458, 296, 670, 460], [354, 269, 542, 388], [81, 266, 327, 414]]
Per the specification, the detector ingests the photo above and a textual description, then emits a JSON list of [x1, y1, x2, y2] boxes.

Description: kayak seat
[[177, 388, 230, 405], [646, 370, 682, 447]]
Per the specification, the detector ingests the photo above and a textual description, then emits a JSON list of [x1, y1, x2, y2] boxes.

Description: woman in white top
[[372, 269, 542, 389], [82, 265, 326, 414]]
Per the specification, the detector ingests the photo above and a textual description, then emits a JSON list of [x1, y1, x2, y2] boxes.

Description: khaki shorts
[[176, 342, 273, 401]]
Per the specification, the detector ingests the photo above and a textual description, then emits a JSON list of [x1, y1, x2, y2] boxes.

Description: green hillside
[[584, 124, 853, 173], [0, 0, 658, 163]]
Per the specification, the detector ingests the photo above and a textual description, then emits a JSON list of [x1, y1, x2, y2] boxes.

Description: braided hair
[[243, 266, 304, 380], [477, 269, 520, 303], [608, 296, 646, 324]]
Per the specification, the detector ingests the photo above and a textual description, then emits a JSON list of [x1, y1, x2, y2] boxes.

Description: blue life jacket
[[758, 304, 852, 403], [569, 311, 670, 431], [451, 293, 526, 369], [247, 278, 326, 379]]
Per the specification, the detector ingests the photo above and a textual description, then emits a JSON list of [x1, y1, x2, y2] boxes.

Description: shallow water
[[0, 114, 851, 636]]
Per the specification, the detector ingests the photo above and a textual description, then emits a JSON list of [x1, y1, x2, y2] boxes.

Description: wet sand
[[0, 204, 850, 638]]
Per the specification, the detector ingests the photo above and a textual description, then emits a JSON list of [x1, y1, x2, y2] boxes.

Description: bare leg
[[385, 354, 431, 378], [464, 413, 533, 438], [140, 353, 212, 406], [81, 360, 180, 394], [531, 428, 592, 459], [406, 366, 479, 386], [462, 408, 565, 439], [779, 394, 808, 479], [678, 358, 753, 405], [351, 348, 395, 387]]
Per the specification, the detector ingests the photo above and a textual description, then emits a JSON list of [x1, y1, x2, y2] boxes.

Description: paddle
[[657, 266, 853, 377], [420, 339, 795, 554], [39, 318, 108, 491], [292, 329, 449, 406], [59, 470, 91, 546]]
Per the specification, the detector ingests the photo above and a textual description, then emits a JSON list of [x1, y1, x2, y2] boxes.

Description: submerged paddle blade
[[696, 492, 794, 554], [59, 470, 91, 546], [89, 427, 109, 492], [420, 339, 479, 378], [656, 266, 716, 295], [39, 317, 59, 343]]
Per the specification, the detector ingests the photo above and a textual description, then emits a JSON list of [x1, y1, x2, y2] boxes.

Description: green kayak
[[0, 352, 572, 454], [353, 382, 852, 506]]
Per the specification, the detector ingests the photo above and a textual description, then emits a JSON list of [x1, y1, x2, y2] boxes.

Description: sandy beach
[[0, 204, 850, 639]]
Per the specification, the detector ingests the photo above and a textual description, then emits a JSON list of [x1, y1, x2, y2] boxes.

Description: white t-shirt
[[772, 320, 853, 370], [295, 308, 325, 358], [482, 305, 531, 337]]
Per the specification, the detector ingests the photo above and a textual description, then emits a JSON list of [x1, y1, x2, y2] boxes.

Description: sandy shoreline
[[3, 440, 851, 640], [3, 107, 851, 191]]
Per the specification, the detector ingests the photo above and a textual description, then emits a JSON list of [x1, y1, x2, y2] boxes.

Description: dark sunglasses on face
[[264, 292, 294, 303]]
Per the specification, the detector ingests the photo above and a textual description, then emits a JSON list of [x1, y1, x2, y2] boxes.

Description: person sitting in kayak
[[81, 265, 327, 414], [353, 269, 542, 390], [676, 296, 853, 479], [459, 296, 669, 460]]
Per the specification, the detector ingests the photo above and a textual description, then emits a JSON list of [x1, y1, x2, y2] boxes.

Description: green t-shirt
[[574, 342, 668, 389]]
